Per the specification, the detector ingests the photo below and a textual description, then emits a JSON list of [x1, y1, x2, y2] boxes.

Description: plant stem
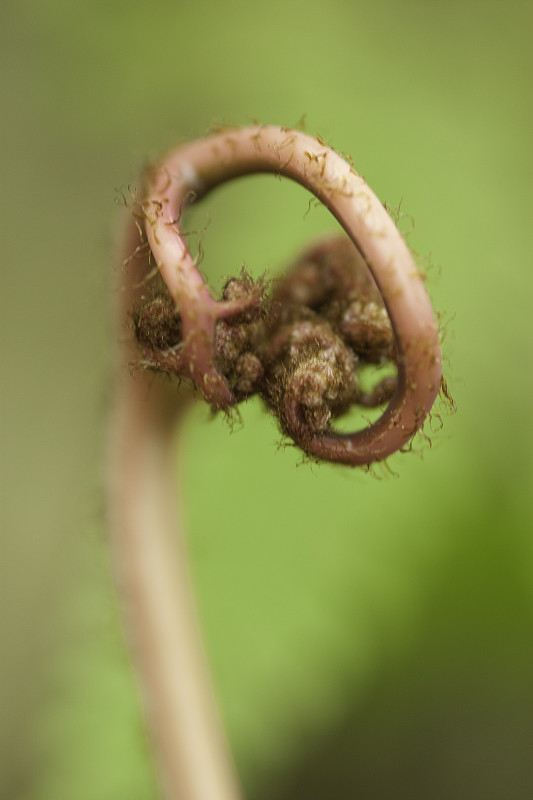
[[107, 222, 242, 800], [108, 125, 443, 799]]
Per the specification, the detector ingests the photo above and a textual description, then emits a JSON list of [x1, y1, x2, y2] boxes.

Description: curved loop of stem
[[143, 125, 442, 465]]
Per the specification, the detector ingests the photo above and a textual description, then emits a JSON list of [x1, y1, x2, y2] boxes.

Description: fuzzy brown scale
[[131, 278, 185, 376], [131, 235, 399, 446], [260, 314, 359, 433], [133, 294, 182, 351], [330, 298, 395, 362]]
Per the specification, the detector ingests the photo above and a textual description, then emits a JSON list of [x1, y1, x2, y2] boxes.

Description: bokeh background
[[2, 1, 532, 798]]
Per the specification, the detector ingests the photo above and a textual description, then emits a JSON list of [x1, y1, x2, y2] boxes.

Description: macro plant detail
[[109, 125, 444, 800], [129, 124, 442, 466]]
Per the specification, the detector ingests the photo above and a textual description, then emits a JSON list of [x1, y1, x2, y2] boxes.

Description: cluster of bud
[[132, 235, 397, 446]]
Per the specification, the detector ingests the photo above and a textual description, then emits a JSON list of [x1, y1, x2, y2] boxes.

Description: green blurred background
[[2, 1, 532, 798]]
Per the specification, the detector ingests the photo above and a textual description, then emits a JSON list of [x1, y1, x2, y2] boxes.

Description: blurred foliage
[[1, 0, 532, 798]]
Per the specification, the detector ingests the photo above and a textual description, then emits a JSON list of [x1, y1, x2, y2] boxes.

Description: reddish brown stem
[[108, 221, 242, 800], [108, 125, 442, 800]]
